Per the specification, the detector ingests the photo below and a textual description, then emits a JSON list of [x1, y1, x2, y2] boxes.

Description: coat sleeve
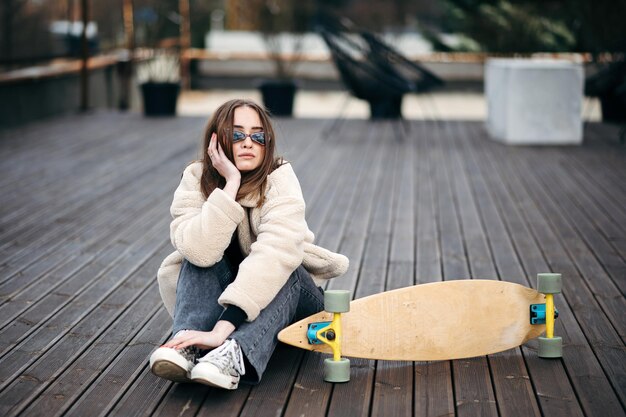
[[170, 163, 245, 267], [218, 165, 307, 320]]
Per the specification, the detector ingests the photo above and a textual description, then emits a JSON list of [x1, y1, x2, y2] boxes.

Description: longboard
[[279, 279, 557, 361]]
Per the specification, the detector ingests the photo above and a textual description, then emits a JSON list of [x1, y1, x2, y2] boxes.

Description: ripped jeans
[[172, 257, 324, 384]]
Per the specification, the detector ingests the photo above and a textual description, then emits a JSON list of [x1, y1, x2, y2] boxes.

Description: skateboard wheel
[[538, 336, 563, 358], [537, 273, 562, 294], [324, 290, 351, 313], [324, 358, 350, 383]]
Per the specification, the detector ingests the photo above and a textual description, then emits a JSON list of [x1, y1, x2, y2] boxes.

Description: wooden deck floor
[[0, 112, 624, 417]]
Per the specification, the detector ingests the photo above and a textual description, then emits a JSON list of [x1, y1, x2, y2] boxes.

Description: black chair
[[321, 29, 412, 119], [318, 14, 444, 119], [361, 32, 444, 93]]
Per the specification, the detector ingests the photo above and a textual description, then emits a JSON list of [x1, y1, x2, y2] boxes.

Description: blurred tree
[[319, 0, 443, 33], [132, 0, 216, 48], [431, 0, 626, 54], [237, 0, 317, 79], [1, 0, 56, 66]]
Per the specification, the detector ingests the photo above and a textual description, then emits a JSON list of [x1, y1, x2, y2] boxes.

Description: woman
[[150, 99, 348, 390]]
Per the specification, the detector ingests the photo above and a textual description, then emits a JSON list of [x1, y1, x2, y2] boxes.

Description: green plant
[[137, 51, 180, 83]]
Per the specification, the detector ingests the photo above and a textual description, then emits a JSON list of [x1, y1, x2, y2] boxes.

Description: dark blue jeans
[[172, 257, 324, 383]]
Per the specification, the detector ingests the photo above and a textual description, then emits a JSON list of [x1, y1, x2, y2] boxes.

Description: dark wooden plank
[[0, 115, 150, 200], [195, 385, 252, 417], [0, 221, 168, 390], [0, 147, 177, 284], [577, 123, 626, 194], [327, 121, 398, 417], [0, 113, 133, 183], [415, 121, 443, 284], [435, 122, 469, 282], [0, 148, 186, 292], [561, 159, 626, 261], [17, 274, 165, 415], [370, 120, 414, 417], [237, 346, 304, 417], [313, 126, 377, 252], [503, 147, 626, 403], [524, 150, 626, 296], [0, 116, 190, 234], [283, 123, 383, 417], [0, 237, 170, 416], [471, 123, 625, 416], [281, 352, 330, 417], [150, 382, 212, 417], [326, 123, 386, 293], [0, 128, 193, 273], [0, 177, 173, 328], [447, 121, 542, 417], [459, 121, 585, 417], [433, 121, 497, 417], [415, 360, 454, 417], [0, 204, 168, 356], [413, 120, 455, 417], [63, 308, 173, 417]]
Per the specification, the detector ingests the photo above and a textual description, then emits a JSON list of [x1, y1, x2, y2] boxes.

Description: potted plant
[[251, 0, 314, 116], [585, 60, 626, 123], [137, 51, 181, 116]]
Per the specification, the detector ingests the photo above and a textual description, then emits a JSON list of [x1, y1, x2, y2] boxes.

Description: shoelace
[[178, 346, 201, 363], [202, 339, 245, 376]]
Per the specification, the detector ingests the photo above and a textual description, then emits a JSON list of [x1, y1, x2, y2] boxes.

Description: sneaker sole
[[151, 360, 190, 383], [190, 367, 238, 390], [150, 349, 192, 383]]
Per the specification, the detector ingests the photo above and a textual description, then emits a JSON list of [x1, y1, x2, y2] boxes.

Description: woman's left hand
[[163, 320, 236, 350]]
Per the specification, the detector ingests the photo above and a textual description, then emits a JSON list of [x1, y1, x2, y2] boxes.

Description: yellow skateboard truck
[[306, 290, 351, 383]]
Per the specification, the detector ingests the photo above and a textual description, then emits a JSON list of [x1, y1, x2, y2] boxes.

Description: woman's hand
[[163, 321, 236, 350], [208, 133, 240, 184]]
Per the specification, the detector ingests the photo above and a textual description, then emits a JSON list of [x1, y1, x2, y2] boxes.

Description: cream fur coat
[[157, 161, 349, 321]]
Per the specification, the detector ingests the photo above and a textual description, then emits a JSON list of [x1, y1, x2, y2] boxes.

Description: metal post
[[179, 0, 191, 90], [79, 0, 89, 111], [120, 0, 135, 110]]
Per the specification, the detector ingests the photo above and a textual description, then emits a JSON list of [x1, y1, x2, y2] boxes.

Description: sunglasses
[[232, 130, 266, 146]]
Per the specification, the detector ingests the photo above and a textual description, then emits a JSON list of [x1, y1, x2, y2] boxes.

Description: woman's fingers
[[163, 332, 195, 348], [217, 142, 226, 157], [162, 330, 225, 350], [208, 133, 217, 158]]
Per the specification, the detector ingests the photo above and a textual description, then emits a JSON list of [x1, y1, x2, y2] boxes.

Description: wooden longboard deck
[[278, 280, 546, 361]]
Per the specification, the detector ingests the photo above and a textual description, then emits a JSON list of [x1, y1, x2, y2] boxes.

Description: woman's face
[[231, 106, 266, 172]]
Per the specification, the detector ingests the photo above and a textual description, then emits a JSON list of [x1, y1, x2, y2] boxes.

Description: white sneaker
[[150, 332, 201, 383], [191, 339, 246, 390]]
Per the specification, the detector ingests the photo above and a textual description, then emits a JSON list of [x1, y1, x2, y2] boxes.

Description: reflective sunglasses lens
[[232, 131, 246, 142], [250, 132, 266, 145]]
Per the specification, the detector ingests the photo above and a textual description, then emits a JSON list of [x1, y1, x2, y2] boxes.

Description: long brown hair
[[198, 99, 282, 206]]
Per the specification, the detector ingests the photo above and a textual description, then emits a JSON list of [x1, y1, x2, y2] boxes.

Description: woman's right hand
[[208, 133, 241, 199], [208, 133, 240, 183]]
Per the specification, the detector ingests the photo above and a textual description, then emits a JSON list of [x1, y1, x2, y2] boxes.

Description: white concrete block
[[485, 59, 584, 145]]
